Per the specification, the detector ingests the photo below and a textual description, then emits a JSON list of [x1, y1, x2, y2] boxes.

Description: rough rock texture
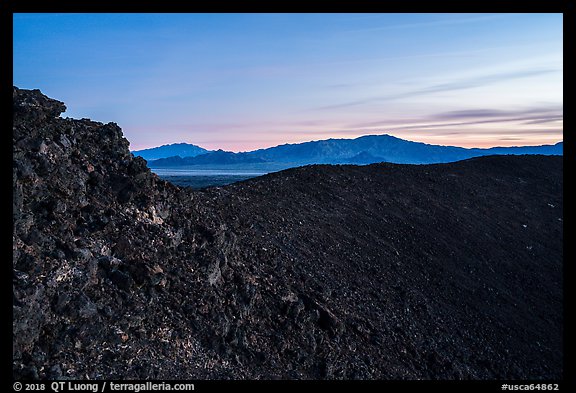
[[13, 87, 562, 380]]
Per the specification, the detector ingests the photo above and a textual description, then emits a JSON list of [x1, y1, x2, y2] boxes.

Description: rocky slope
[[13, 87, 563, 380]]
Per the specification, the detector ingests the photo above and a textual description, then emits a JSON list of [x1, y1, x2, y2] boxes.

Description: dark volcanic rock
[[13, 87, 562, 380]]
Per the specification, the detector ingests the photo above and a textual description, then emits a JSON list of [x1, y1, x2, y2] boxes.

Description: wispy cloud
[[273, 126, 563, 140], [498, 137, 524, 141], [316, 69, 558, 110], [431, 105, 562, 120], [413, 69, 557, 95], [522, 117, 563, 125], [343, 14, 508, 34], [432, 108, 532, 119], [382, 116, 563, 132], [348, 106, 562, 130], [365, 14, 506, 31]]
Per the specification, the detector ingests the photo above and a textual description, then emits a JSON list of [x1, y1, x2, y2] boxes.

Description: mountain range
[[132, 142, 208, 161], [133, 135, 563, 169]]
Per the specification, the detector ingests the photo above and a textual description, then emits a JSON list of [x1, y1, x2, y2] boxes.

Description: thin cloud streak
[[282, 127, 563, 138], [343, 14, 507, 34], [353, 115, 563, 132], [523, 117, 563, 125], [348, 105, 563, 129], [432, 106, 562, 120], [316, 69, 558, 110]]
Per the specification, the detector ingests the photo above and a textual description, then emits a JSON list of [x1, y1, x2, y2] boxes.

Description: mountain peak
[[132, 142, 209, 161]]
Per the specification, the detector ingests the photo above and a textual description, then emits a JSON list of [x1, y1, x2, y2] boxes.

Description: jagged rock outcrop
[[13, 87, 562, 380]]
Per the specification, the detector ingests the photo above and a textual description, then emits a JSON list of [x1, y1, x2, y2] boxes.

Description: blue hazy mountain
[[132, 142, 209, 161], [146, 134, 563, 168], [479, 144, 563, 156], [151, 149, 267, 166], [246, 134, 562, 165]]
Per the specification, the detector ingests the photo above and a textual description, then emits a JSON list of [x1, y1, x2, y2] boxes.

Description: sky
[[13, 13, 563, 152]]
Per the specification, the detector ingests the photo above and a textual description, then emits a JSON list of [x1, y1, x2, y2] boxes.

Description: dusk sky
[[13, 13, 562, 152]]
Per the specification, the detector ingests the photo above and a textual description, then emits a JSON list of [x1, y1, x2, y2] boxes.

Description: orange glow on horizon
[[148, 133, 562, 153]]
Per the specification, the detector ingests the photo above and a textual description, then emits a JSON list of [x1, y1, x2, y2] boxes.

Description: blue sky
[[13, 13, 563, 151]]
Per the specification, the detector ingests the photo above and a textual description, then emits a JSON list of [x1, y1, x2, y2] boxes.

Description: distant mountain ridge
[[151, 149, 267, 166], [132, 142, 209, 161], [145, 134, 563, 168]]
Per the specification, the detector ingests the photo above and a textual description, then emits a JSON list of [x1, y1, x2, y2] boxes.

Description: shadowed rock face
[[13, 87, 562, 380]]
